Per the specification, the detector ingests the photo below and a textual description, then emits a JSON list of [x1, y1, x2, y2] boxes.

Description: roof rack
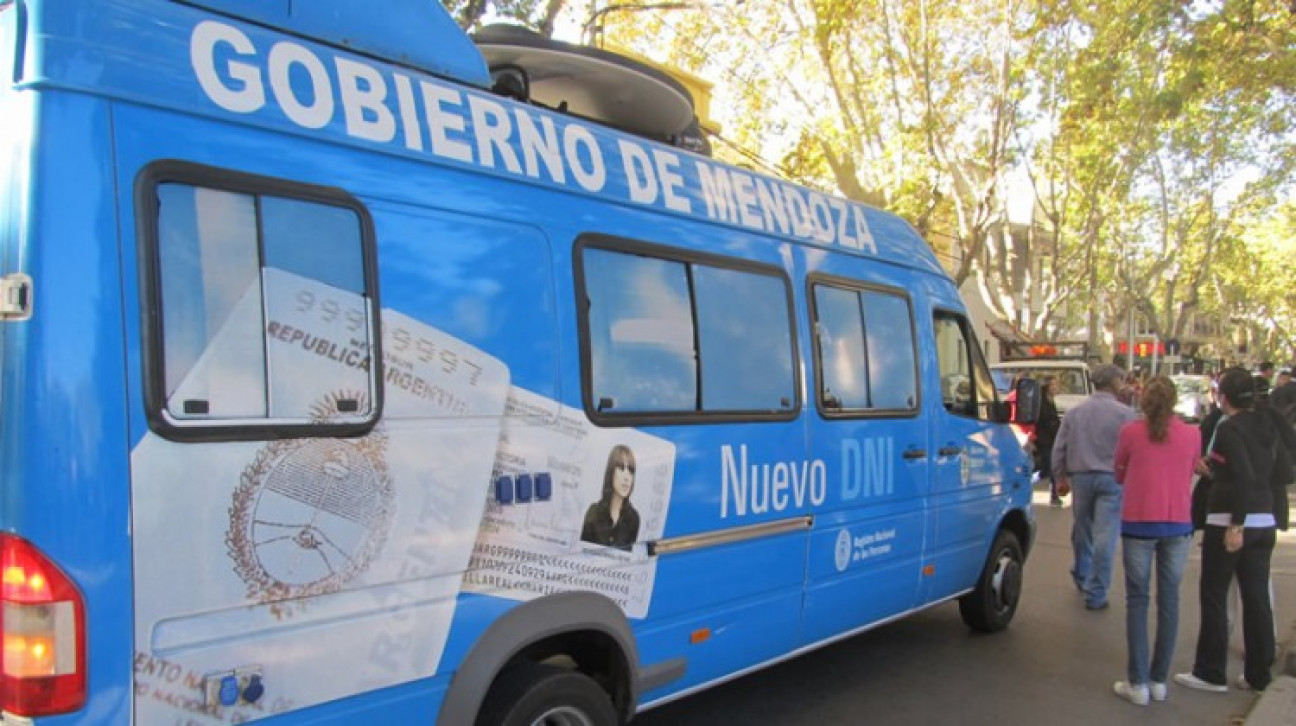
[[471, 24, 712, 156]]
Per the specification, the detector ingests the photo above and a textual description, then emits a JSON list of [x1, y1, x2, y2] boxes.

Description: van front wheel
[[958, 530, 1023, 632], [476, 663, 619, 726]]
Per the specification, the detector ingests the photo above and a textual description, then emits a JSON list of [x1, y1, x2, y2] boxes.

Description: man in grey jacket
[[1053, 364, 1137, 610]]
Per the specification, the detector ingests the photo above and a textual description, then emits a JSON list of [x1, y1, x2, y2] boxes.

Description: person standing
[[1255, 361, 1275, 404], [1052, 364, 1136, 610], [1270, 368, 1296, 444], [1275, 368, 1292, 391], [1005, 372, 1035, 450], [1034, 376, 1063, 506], [1177, 368, 1292, 693], [1111, 376, 1200, 706]]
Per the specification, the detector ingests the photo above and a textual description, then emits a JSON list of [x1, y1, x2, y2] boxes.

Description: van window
[[694, 265, 795, 410], [580, 244, 796, 419], [141, 164, 381, 439], [812, 282, 918, 413], [934, 312, 997, 420]]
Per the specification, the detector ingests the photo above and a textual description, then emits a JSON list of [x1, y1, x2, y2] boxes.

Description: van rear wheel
[[476, 663, 619, 726], [958, 530, 1023, 632]]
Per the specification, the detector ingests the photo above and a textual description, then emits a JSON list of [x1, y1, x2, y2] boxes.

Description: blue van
[[0, 0, 1035, 722]]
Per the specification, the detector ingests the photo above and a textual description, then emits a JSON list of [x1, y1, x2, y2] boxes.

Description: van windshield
[[991, 367, 1088, 395], [1173, 377, 1209, 395]]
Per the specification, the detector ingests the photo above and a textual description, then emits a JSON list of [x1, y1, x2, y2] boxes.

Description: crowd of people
[[1024, 361, 1296, 706]]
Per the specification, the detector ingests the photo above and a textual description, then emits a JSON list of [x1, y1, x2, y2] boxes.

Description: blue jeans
[[1070, 472, 1122, 606], [1123, 534, 1192, 685]]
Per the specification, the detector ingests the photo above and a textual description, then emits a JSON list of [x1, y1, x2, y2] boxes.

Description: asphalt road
[[632, 486, 1296, 725]]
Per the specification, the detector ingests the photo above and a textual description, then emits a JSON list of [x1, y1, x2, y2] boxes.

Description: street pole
[[1127, 306, 1135, 372]]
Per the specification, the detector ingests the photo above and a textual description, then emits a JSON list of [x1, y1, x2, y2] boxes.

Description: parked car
[[1172, 374, 1212, 422]]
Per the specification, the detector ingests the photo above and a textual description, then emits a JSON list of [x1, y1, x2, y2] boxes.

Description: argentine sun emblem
[[228, 392, 394, 610]]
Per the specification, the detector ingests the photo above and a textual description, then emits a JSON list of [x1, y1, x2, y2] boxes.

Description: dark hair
[[1141, 376, 1175, 442], [601, 444, 636, 503], [1254, 374, 1272, 397], [1041, 375, 1056, 399], [1218, 367, 1256, 410]]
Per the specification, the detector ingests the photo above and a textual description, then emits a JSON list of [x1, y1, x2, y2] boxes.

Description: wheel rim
[[990, 548, 1022, 614], [530, 706, 597, 726]]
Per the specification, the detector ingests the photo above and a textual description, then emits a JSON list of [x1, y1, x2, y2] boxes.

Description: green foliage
[[440, 0, 568, 34], [463, 0, 1295, 362]]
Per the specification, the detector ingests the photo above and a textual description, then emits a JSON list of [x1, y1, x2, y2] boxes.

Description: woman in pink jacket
[[1111, 376, 1201, 706]]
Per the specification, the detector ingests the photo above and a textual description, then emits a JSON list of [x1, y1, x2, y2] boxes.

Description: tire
[[476, 663, 619, 726], [958, 530, 1024, 633]]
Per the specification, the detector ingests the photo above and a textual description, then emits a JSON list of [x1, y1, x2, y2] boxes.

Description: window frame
[[136, 160, 384, 442], [807, 274, 921, 420], [932, 307, 999, 421], [574, 233, 801, 427]]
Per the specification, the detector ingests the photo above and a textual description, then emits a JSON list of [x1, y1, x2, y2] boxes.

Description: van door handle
[[902, 448, 927, 460], [938, 446, 963, 457]]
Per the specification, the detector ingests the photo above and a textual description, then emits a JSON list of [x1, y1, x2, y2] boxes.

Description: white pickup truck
[[990, 359, 1093, 416]]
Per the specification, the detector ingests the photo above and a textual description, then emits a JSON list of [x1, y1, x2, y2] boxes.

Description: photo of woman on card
[[581, 444, 641, 550]]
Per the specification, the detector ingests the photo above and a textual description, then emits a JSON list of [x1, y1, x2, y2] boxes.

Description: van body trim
[[648, 516, 813, 556], [637, 657, 688, 693], [635, 589, 973, 714]]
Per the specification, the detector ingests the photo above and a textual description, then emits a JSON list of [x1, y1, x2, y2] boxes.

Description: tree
[[603, 0, 1108, 340], [1212, 201, 1296, 362], [441, 0, 570, 35], [1084, 0, 1295, 362], [501, 0, 1296, 359]]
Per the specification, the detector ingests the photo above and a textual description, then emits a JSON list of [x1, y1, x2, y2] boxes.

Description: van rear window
[[138, 162, 382, 441]]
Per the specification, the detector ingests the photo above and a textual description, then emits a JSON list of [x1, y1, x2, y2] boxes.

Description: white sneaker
[[1150, 682, 1167, 701], [1114, 681, 1150, 706], [1235, 675, 1255, 691], [1174, 672, 1227, 693]]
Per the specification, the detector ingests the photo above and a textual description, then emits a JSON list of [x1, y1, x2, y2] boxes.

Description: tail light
[[1, 533, 86, 716]]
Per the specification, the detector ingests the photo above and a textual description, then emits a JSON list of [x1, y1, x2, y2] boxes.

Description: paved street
[[634, 485, 1296, 725]]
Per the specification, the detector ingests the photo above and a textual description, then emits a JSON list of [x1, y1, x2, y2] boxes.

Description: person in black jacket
[[1034, 376, 1063, 505], [1177, 368, 1292, 693], [1256, 374, 1296, 462], [1191, 401, 1225, 530], [1271, 371, 1296, 430]]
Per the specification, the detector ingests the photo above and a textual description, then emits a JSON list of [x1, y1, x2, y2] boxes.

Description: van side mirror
[[1012, 378, 1041, 424]]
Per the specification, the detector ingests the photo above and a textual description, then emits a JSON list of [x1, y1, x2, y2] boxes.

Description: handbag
[[1191, 475, 1210, 531]]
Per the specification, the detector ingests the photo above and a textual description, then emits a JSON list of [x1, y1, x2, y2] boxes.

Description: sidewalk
[[1247, 677, 1296, 725], [1245, 622, 1296, 725], [1031, 481, 1296, 725]]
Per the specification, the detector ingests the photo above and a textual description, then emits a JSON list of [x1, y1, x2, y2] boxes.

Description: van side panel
[[3, 91, 136, 721], [111, 94, 817, 718], [115, 104, 538, 720], [798, 255, 930, 643]]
